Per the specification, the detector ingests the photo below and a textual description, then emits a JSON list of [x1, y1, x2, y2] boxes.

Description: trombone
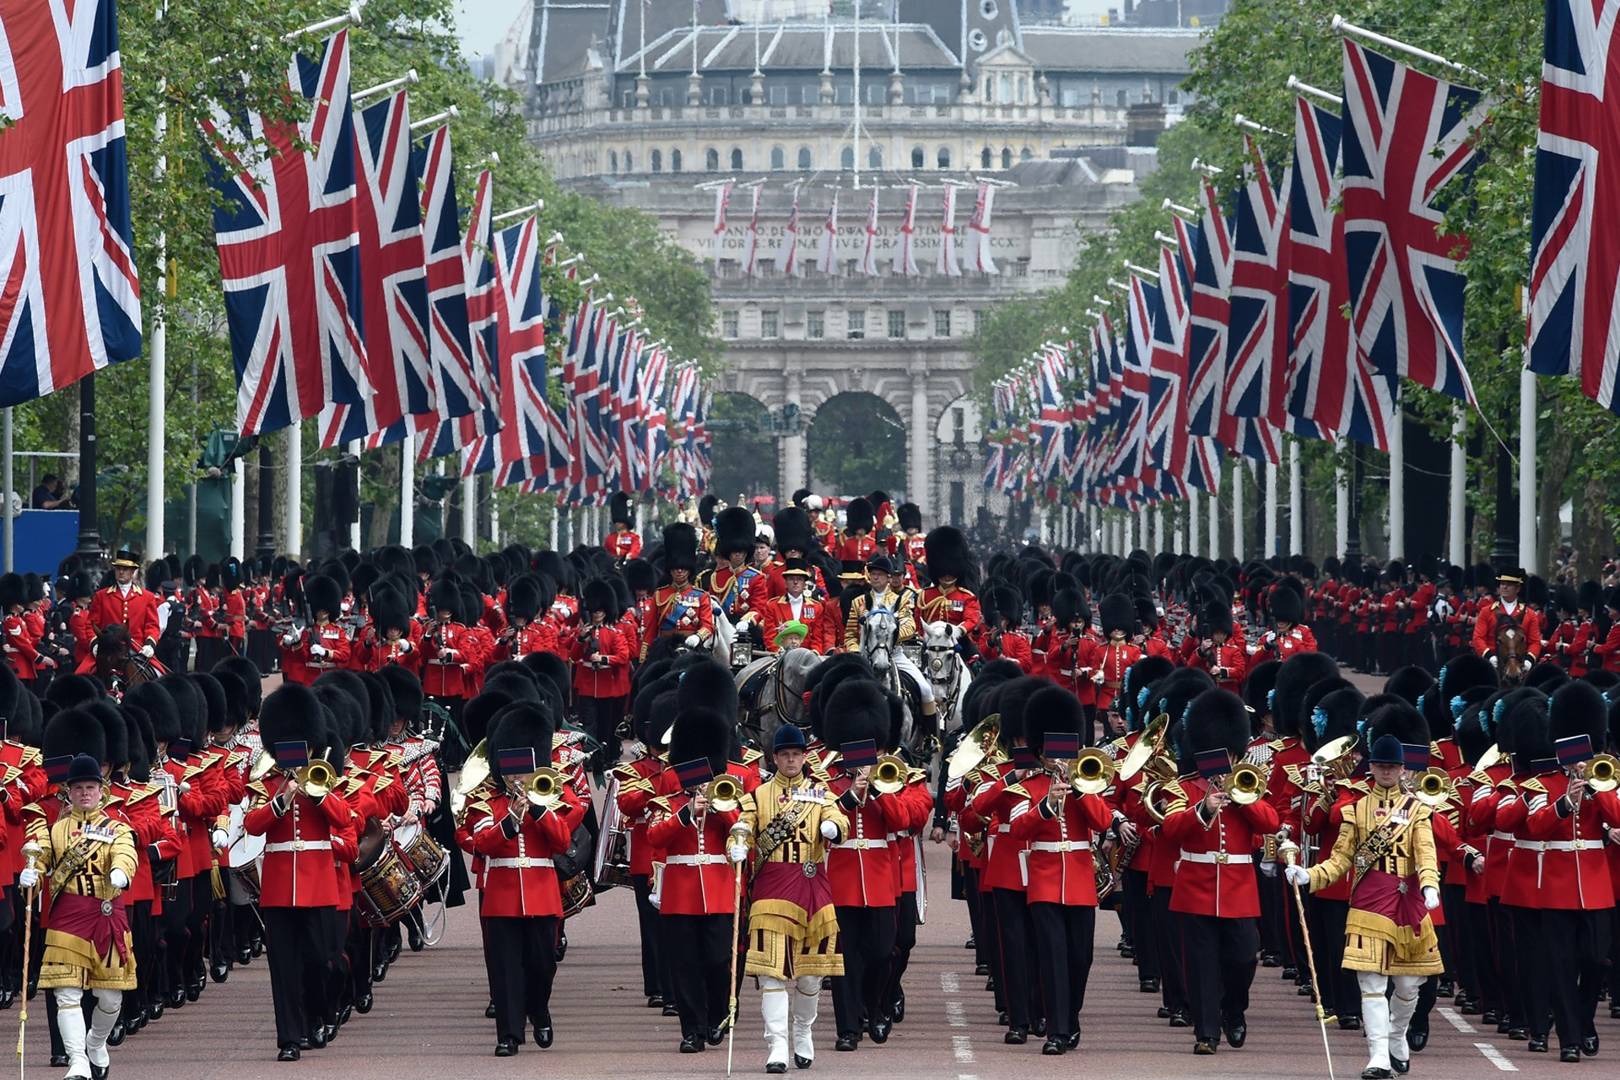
[[705, 773, 744, 813], [1412, 767, 1455, 808], [1224, 762, 1267, 805], [250, 750, 337, 799], [872, 754, 908, 795], [516, 767, 566, 809], [1068, 748, 1117, 796], [1574, 753, 1619, 794]]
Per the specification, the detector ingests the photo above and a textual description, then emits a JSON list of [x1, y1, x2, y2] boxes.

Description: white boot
[[86, 990, 122, 1071], [761, 977, 791, 1071], [792, 975, 821, 1066], [1358, 971, 1392, 1076], [1387, 976, 1423, 1068], [54, 989, 90, 1080]]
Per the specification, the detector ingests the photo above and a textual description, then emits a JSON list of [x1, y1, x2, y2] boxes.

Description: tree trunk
[[366, 448, 400, 550], [1537, 396, 1574, 573], [1574, 471, 1609, 581]]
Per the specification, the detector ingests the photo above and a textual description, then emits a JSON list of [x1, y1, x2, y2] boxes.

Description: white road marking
[[952, 1035, 976, 1063], [946, 999, 968, 1028], [1437, 1006, 1475, 1033], [940, 971, 960, 994], [1475, 1043, 1519, 1072]]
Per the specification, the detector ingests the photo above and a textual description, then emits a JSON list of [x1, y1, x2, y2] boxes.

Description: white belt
[[833, 839, 890, 851], [665, 854, 728, 866], [1178, 849, 1252, 865], [1512, 840, 1546, 852], [485, 857, 555, 869], [1029, 840, 1092, 853], [264, 840, 332, 853], [1540, 840, 1603, 852], [996, 824, 1012, 834], [1491, 831, 1514, 842]]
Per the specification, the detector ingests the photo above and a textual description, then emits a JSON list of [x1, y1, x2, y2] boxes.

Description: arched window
[[730, 147, 744, 170], [982, 75, 993, 103], [771, 146, 785, 170], [980, 146, 992, 169], [706, 147, 720, 172], [868, 145, 882, 169], [651, 148, 663, 173], [1116, 89, 1128, 107], [1001, 147, 1012, 170], [840, 145, 854, 170], [1020, 146, 1033, 162], [609, 150, 619, 174], [624, 150, 634, 172], [937, 146, 951, 169], [911, 145, 925, 169], [797, 146, 812, 169], [671, 148, 682, 173]]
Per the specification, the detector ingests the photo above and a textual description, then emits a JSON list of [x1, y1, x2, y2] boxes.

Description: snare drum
[[354, 844, 424, 928], [393, 820, 448, 888], [227, 832, 266, 903]]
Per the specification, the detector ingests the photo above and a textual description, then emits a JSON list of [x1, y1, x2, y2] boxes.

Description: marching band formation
[[1, 492, 1618, 1080]]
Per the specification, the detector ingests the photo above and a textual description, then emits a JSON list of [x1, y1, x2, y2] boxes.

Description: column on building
[[782, 370, 806, 501], [909, 370, 930, 513]]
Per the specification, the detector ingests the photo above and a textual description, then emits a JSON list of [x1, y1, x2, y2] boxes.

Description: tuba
[[450, 739, 491, 821], [947, 714, 1003, 781], [1117, 713, 1169, 783]]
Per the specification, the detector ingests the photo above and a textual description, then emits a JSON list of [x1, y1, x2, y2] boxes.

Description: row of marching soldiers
[[0, 642, 450, 1077]]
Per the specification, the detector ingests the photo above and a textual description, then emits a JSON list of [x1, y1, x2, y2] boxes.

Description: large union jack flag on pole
[[211, 29, 369, 437], [486, 215, 566, 487], [1341, 38, 1487, 404], [1527, 0, 1620, 412], [412, 126, 477, 430], [0, 0, 141, 406]]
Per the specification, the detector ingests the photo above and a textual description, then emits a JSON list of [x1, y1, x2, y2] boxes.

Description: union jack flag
[[1035, 344, 1070, 484], [1187, 183, 1230, 438], [0, 0, 140, 406], [1527, 0, 1620, 412], [1285, 95, 1396, 450], [412, 126, 478, 433], [322, 89, 431, 449], [486, 214, 566, 486], [1341, 38, 1487, 403], [637, 343, 669, 492], [210, 29, 368, 437], [427, 167, 500, 463]]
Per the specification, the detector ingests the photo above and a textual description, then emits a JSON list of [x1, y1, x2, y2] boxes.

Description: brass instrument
[[250, 750, 335, 799], [872, 754, 908, 795], [1224, 762, 1267, 805], [1117, 713, 1169, 782], [521, 767, 565, 809], [705, 773, 744, 813], [450, 739, 491, 820], [1585, 753, 1619, 793], [947, 714, 1002, 781], [1069, 748, 1117, 796], [1142, 779, 1178, 824], [1475, 743, 1503, 772], [1412, 767, 1455, 808]]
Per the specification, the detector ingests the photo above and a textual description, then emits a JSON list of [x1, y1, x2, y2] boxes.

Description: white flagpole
[[282, 3, 361, 42], [147, 1, 169, 562], [1336, 463, 1349, 558], [348, 439, 362, 551], [1209, 480, 1220, 560], [462, 474, 476, 546], [2, 409, 11, 572], [1448, 408, 1466, 566], [1264, 459, 1279, 558], [1519, 365, 1537, 573], [231, 457, 245, 559], [1189, 488, 1201, 556], [1289, 439, 1303, 557], [285, 425, 303, 559], [1388, 397, 1405, 560], [401, 431, 416, 547], [1232, 464, 1245, 562]]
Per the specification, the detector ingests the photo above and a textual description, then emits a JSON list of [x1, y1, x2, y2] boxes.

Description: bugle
[[705, 773, 744, 813], [1412, 767, 1454, 808], [522, 767, 566, 809]]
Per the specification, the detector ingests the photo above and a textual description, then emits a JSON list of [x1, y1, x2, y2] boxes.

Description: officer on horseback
[[842, 554, 937, 731]]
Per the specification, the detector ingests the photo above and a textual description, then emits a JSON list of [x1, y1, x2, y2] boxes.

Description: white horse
[[919, 620, 972, 735], [860, 606, 933, 755]]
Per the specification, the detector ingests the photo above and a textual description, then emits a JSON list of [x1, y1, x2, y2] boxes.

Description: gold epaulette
[[1282, 763, 1305, 788], [647, 795, 674, 816], [227, 751, 246, 768], [124, 782, 160, 806], [18, 745, 40, 768], [1429, 740, 1443, 757], [1005, 782, 1030, 801], [741, 747, 763, 765], [1520, 777, 1547, 795], [1269, 737, 1289, 751], [906, 766, 928, 785], [610, 761, 641, 782], [372, 774, 394, 794], [618, 774, 654, 794]]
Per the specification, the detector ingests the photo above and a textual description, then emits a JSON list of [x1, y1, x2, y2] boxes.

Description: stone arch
[[806, 391, 906, 499], [707, 391, 777, 501]]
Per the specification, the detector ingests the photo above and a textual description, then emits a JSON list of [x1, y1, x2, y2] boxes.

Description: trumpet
[[1412, 767, 1455, 808], [872, 754, 908, 795], [705, 773, 744, 813], [517, 767, 566, 809], [251, 751, 336, 798], [1069, 748, 1117, 796], [1224, 762, 1267, 805], [1579, 753, 1618, 793]]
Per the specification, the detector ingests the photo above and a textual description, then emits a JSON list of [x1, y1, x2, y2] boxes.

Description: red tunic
[[644, 792, 739, 916], [243, 785, 352, 908], [1006, 776, 1113, 906], [88, 585, 162, 648], [466, 788, 582, 918], [1162, 776, 1280, 919]]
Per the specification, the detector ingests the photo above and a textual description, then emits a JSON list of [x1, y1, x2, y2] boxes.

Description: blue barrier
[[10, 510, 79, 575]]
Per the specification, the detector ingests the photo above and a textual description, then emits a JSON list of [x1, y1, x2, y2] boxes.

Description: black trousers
[[962, 866, 989, 972], [631, 874, 668, 999], [1257, 869, 1284, 958], [1150, 884, 1186, 1013], [1463, 900, 1496, 1012], [1536, 908, 1609, 1048], [158, 873, 194, 998], [128, 899, 156, 1020], [484, 915, 559, 1046], [184, 874, 210, 986], [831, 905, 896, 1037], [885, 891, 919, 1010], [1029, 903, 1096, 1040], [991, 888, 1039, 1029], [1122, 869, 1158, 981], [1507, 903, 1541, 1033], [1440, 884, 1471, 998], [660, 913, 732, 1038], [1179, 913, 1259, 1043], [209, 870, 236, 973], [1488, 897, 1523, 1025], [260, 906, 333, 1048], [344, 909, 374, 1011]]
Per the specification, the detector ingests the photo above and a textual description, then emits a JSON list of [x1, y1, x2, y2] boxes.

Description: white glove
[[211, 829, 229, 849], [727, 843, 748, 864], [17, 868, 38, 889], [1284, 864, 1311, 887], [140, 644, 155, 658], [281, 633, 299, 646], [179, 781, 191, 794], [1259, 860, 1278, 878], [684, 635, 700, 648], [1422, 886, 1440, 911], [1522, 654, 1534, 667], [1488, 654, 1499, 669], [1264, 631, 1276, 644], [309, 643, 327, 658], [819, 820, 839, 841], [109, 868, 130, 890], [398, 640, 412, 653]]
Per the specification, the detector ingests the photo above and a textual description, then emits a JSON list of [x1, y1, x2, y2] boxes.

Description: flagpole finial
[[1092, 294, 1111, 307]]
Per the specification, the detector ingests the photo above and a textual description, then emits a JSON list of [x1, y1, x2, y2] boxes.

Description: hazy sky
[[454, 0, 529, 56]]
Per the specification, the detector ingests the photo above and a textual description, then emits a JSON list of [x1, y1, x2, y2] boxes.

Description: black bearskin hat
[[1360, 698, 1429, 756], [610, 491, 634, 528], [1025, 684, 1085, 757], [506, 573, 544, 621], [823, 678, 891, 752], [663, 523, 699, 572], [44, 707, 106, 767], [1269, 580, 1305, 625], [1548, 678, 1607, 752], [259, 684, 324, 754], [714, 507, 756, 559], [1273, 652, 1343, 739], [924, 526, 974, 584], [1183, 689, 1251, 762], [1383, 666, 1435, 709], [844, 498, 874, 535], [1306, 686, 1366, 754], [896, 502, 922, 532], [676, 660, 738, 725], [1052, 588, 1090, 630], [1100, 593, 1135, 638], [213, 655, 264, 718], [624, 558, 657, 595], [582, 578, 619, 620], [773, 507, 813, 555], [1195, 601, 1233, 638], [488, 701, 555, 777], [668, 706, 733, 776], [304, 574, 343, 619]]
